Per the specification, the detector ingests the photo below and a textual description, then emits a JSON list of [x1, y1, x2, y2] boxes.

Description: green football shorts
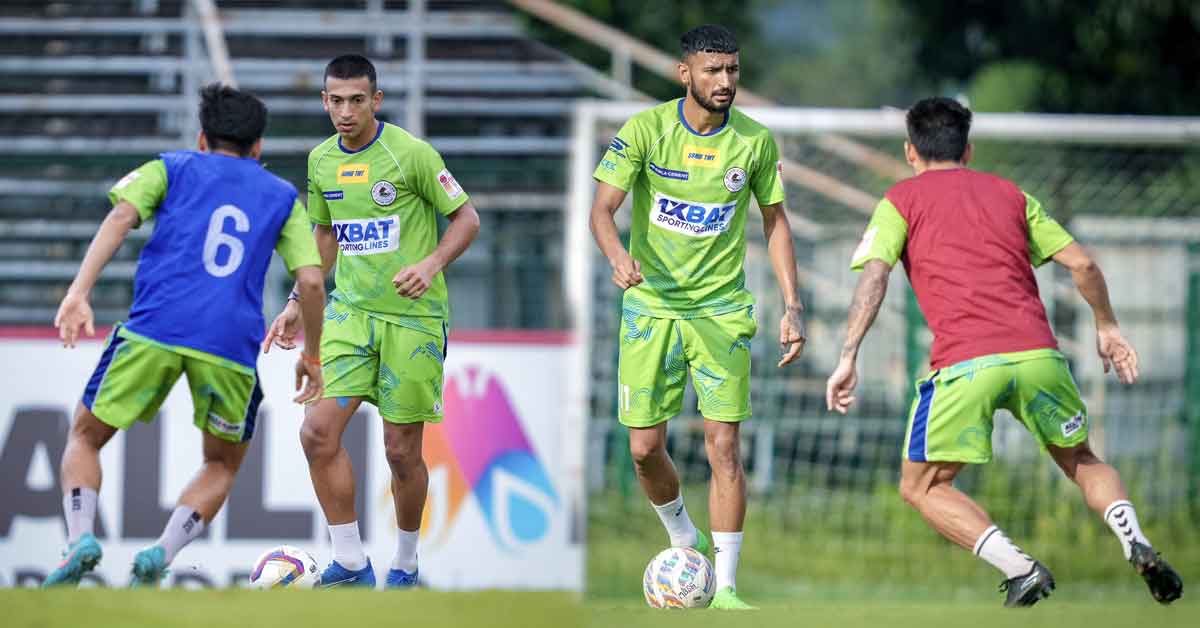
[[321, 299, 447, 424], [82, 325, 261, 443], [617, 306, 757, 427], [903, 348, 1089, 464]]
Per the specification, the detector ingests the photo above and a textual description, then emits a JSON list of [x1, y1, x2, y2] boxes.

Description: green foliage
[[896, 0, 1200, 114], [517, 0, 767, 101]]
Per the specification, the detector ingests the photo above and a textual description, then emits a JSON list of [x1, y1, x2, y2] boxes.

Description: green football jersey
[[593, 99, 786, 319], [307, 122, 469, 326]]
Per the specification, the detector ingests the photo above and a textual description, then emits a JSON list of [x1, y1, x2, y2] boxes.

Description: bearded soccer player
[[44, 84, 326, 587], [589, 25, 806, 610], [264, 54, 480, 588], [826, 97, 1183, 607]]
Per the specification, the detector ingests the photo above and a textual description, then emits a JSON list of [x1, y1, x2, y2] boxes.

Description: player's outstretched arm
[[589, 181, 641, 289], [54, 201, 140, 348], [827, 259, 892, 414], [394, 201, 480, 299], [1052, 242, 1139, 384], [291, 265, 326, 403], [760, 201, 807, 366]]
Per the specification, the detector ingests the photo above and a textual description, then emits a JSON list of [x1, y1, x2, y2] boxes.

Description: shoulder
[[259, 167, 299, 199], [727, 107, 774, 143], [307, 135, 340, 166], [624, 100, 680, 135]]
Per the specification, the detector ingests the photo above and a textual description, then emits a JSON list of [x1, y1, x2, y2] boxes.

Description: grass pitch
[[5, 590, 1195, 628]]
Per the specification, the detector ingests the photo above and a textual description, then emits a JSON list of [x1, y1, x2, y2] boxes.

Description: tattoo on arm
[[842, 260, 891, 358]]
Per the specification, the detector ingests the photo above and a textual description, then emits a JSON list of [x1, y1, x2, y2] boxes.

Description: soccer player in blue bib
[[43, 84, 327, 587]]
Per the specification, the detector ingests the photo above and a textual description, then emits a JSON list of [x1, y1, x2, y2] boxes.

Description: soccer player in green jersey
[[827, 98, 1182, 606], [265, 55, 480, 588], [589, 25, 806, 610]]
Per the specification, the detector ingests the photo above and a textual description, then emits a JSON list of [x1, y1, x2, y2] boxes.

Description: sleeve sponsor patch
[[437, 168, 464, 200], [113, 170, 141, 190]]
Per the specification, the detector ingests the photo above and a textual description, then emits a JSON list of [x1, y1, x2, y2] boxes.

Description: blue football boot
[[385, 567, 418, 589], [129, 545, 169, 588], [42, 533, 103, 588], [320, 558, 376, 588]]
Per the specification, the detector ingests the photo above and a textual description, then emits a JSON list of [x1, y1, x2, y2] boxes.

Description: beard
[[692, 87, 736, 113]]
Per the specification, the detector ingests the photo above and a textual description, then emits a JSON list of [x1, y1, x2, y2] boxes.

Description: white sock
[[1104, 500, 1151, 560], [973, 525, 1035, 578], [712, 531, 743, 592], [391, 528, 419, 573], [63, 487, 98, 545], [156, 506, 205, 565], [650, 494, 698, 548], [329, 521, 367, 570]]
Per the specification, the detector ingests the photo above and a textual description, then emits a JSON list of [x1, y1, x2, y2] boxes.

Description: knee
[[898, 477, 925, 509], [704, 431, 741, 476], [629, 435, 665, 469], [299, 421, 339, 462], [69, 408, 111, 449], [384, 438, 423, 477]]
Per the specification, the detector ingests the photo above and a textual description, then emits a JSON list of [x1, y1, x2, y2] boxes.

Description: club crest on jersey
[[333, 216, 400, 256], [682, 145, 720, 168], [371, 180, 397, 206], [724, 167, 747, 192], [336, 164, 370, 184], [650, 192, 735, 237]]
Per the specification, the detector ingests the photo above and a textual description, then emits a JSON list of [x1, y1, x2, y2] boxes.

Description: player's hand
[[825, 355, 859, 414], [609, 251, 643, 289], [1097, 324, 1139, 385], [54, 292, 95, 349], [293, 354, 324, 404], [393, 259, 438, 299], [262, 301, 301, 353], [778, 307, 807, 367]]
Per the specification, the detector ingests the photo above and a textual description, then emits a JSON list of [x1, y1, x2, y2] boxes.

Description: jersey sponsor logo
[[852, 226, 878, 263], [336, 163, 370, 184], [113, 170, 141, 190], [600, 158, 618, 173], [1061, 412, 1085, 437], [682, 145, 719, 168], [371, 180, 397, 206], [723, 167, 746, 192], [609, 136, 628, 156], [650, 192, 735, 237], [322, 190, 344, 200], [332, 215, 400, 256], [437, 168, 464, 200], [649, 162, 689, 181]]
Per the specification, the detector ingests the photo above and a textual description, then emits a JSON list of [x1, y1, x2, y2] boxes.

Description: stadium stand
[[0, 0, 592, 329]]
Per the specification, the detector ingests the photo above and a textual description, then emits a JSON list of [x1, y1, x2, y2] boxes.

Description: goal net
[[568, 101, 1200, 594]]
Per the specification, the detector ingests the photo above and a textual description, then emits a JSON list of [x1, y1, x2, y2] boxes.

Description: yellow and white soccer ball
[[249, 545, 320, 589], [643, 546, 715, 609]]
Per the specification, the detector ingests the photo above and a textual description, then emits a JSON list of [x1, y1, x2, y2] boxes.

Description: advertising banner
[[0, 331, 583, 590]]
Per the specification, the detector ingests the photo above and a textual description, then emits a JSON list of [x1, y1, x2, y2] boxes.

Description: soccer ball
[[643, 546, 715, 609], [248, 545, 320, 589]]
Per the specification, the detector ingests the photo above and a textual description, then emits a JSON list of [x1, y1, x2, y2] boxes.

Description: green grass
[[4, 591, 1195, 628]]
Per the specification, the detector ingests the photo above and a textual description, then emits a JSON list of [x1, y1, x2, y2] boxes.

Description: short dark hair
[[906, 97, 973, 162], [325, 54, 377, 92], [198, 83, 267, 156], [680, 25, 739, 58]]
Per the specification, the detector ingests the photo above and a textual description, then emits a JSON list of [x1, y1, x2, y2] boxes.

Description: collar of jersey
[[677, 98, 728, 137], [338, 120, 385, 154]]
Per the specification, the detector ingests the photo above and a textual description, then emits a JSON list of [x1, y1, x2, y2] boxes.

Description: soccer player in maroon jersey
[[826, 97, 1182, 607]]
